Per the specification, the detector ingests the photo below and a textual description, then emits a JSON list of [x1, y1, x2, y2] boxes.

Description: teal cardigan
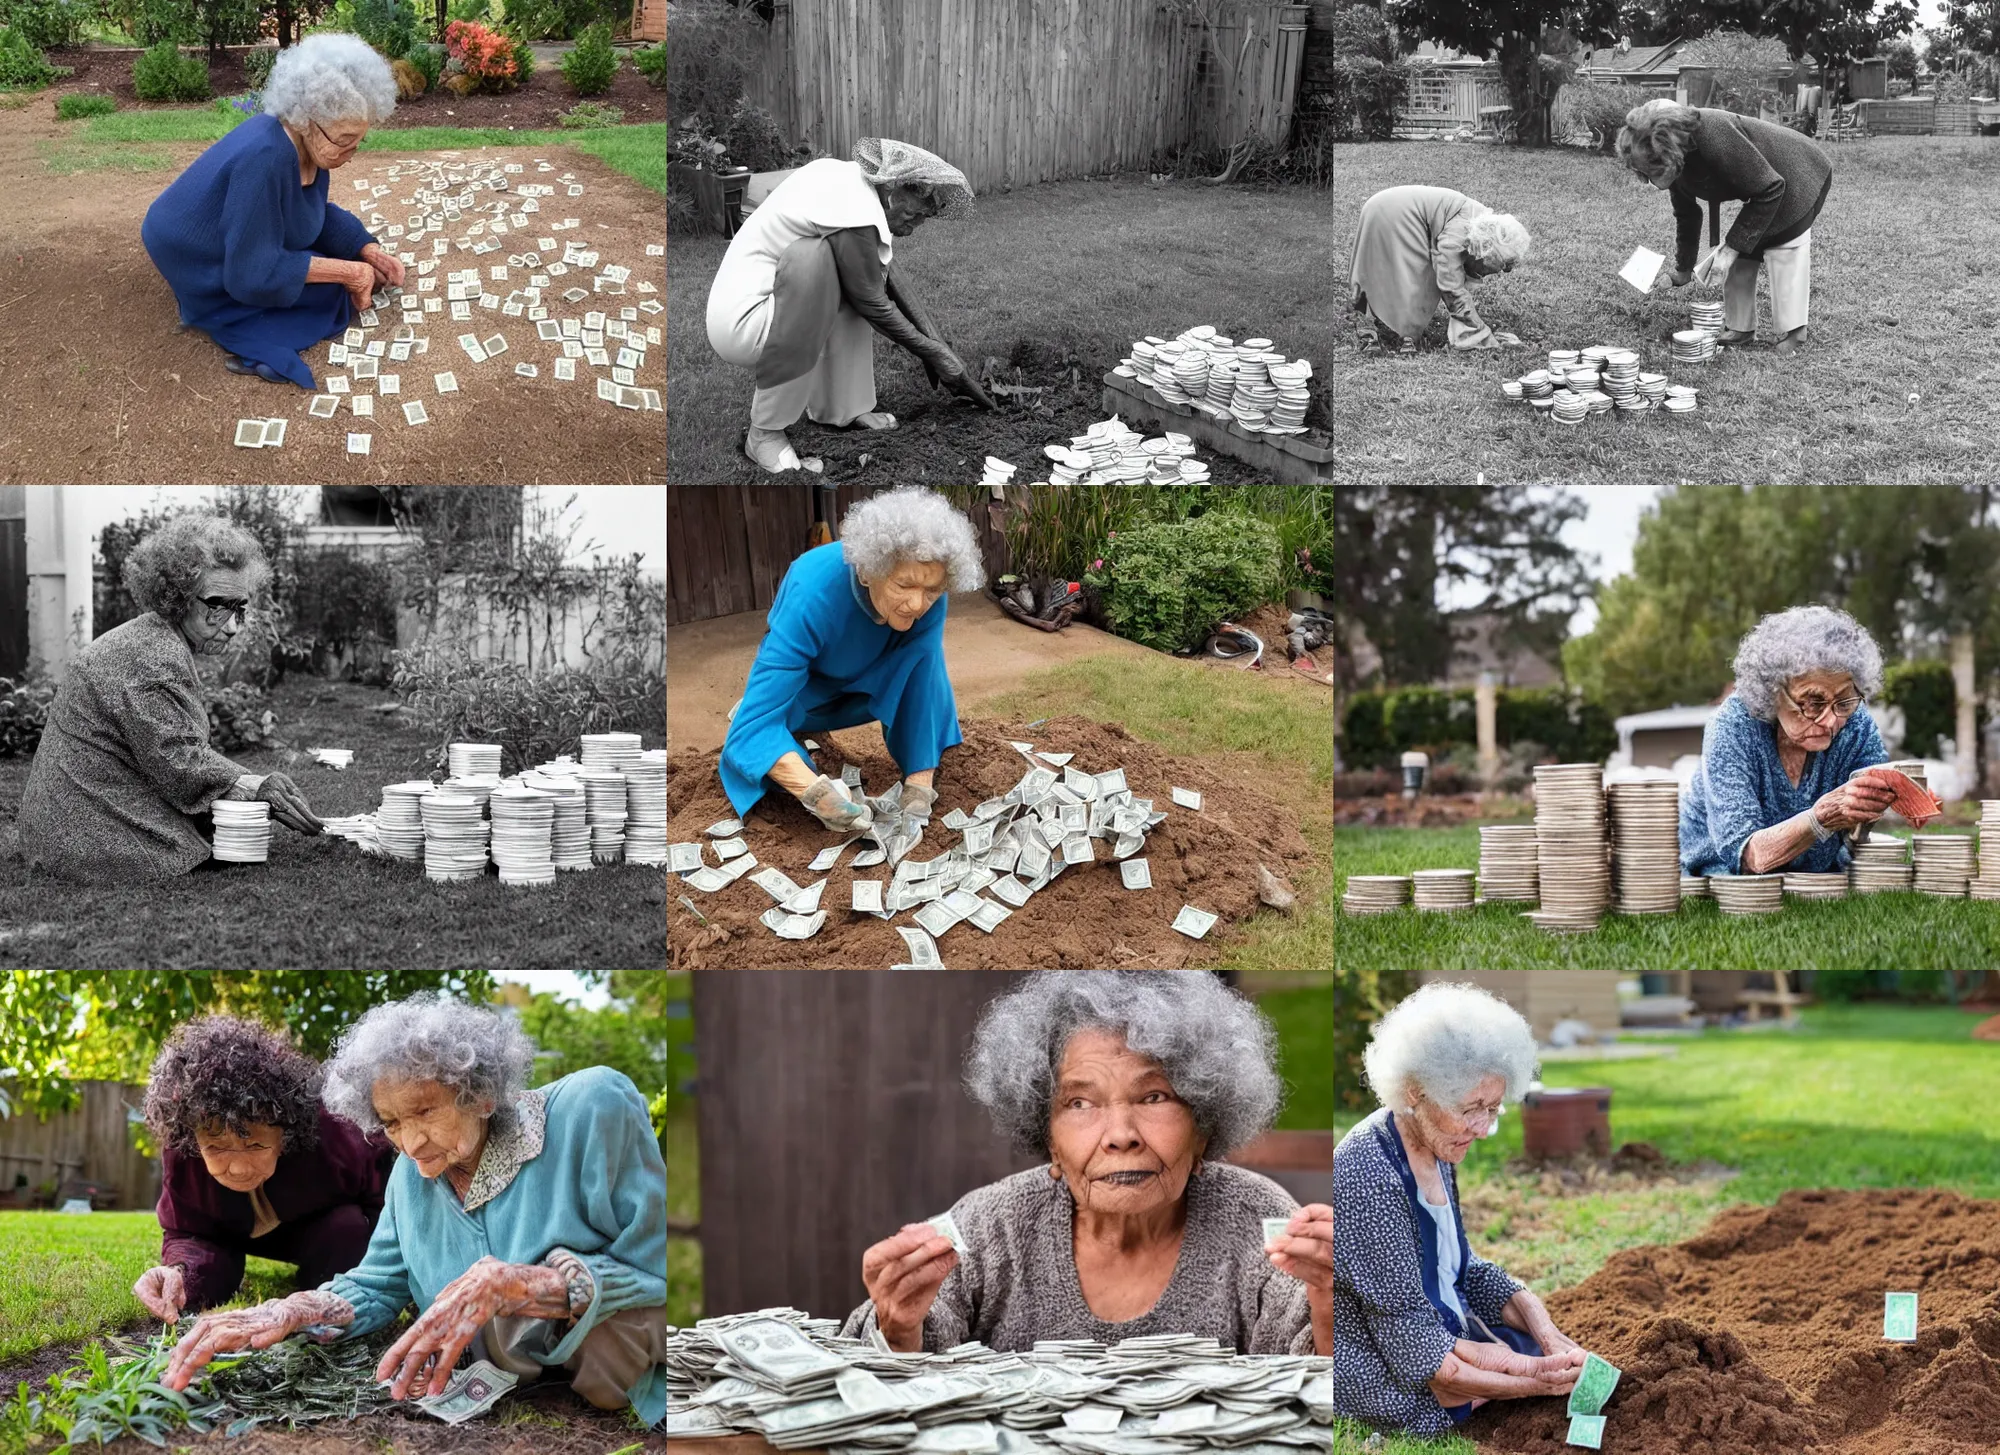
[[323, 1065, 667, 1427]]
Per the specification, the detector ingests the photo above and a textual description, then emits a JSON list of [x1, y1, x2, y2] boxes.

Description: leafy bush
[[501, 0, 623, 42], [0, 26, 63, 86], [390, 646, 662, 777], [203, 680, 280, 753], [1336, 969, 1408, 1111], [1322, 3, 1410, 141], [0, 0, 91, 50], [1882, 658, 1986, 760], [558, 18, 614, 94], [1084, 511, 1282, 655], [556, 96, 620, 126], [240, 41, 275, 86], [1556, 80, 1652, 152], [404, 36, 441, 88], [289, 547, 400, 683], [504, 24, 530, 81], [54, 88, 114, 115], [352, 0, 411, 57], [721, 95, 806, 171], [441, 17, 514, 89], [0, 668, 57, 758], [390, 52, 422, 95], [133, 39, 210, 99], [631, 37, 662, 87], [440, 0, 485, 25], [664, 0, 763, 126], [1339, 684, 1617, 770]]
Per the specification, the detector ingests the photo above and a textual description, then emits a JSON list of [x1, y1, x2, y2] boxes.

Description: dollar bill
[[966, 900, 1012, 933], [750, 866, 805, 903], [413, 1360, 518, 1425], [1567, 1352, 1622, 1417], [784, 878, 826, 914], [1113, 832, 1146, 860], [1262, 1216, 1294, 1246], [989, 874, 1033, 907], [852, 879, 884, 913], [668, 842, 705, 874], [759, 908, 827, 940], [913, 901, 960, 939], [684, 853, 756, 893], [712, 836, 748, 860], [808, 839, 856, 873], [961, 820, 994, 856], [896, 926, 942, 969], [1566, 1413, 1606, 1449], [1170, 786, 1202, 810], [1885, 1292, 1918, 1342], [925, 1211, 968, 1255], [841, 763, 864, 789], [1095, 768, 1128, 797], [713, 1316, 851, 1390], [1018, 839, 1052, 880], [1062, 834, 1096, 865], [852, 845, 888, 868], [1171, 905, 1218, 939], [704, 818, 743, 837]]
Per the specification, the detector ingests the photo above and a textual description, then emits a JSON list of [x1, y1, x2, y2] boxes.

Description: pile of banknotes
[[665, 1307, 1332, 1453]]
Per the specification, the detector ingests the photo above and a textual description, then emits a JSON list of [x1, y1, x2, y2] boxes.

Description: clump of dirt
[[1971, 1014, 2000, 1041], [1220, 602, 1333, 678], [1498, 1142, 1739, 1195], [1466, 1189, 2000, 1455], [667, 714, 1313, 969]]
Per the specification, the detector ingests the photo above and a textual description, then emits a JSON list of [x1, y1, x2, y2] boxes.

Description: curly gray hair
[[840, 487, 986, 594], [262, 33, 397, 133], [125, 511, 271, 621], [144, 1016, 323, 1156], [1617, 98, 1700, 181], [962, 972, 1282, 1160], [322, 993, 537, 1135], [1363, 981, 1539, 1112], [1732, 604, 1884, 722], [1465, 211, 1531, 268]]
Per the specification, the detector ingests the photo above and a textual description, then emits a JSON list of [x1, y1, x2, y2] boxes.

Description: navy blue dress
[[141, 113, 376, 390]]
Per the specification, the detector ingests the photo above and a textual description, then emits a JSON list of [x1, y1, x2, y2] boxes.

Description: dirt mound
[[1971, 1014, 2000, 1041], [667, 714, 1312, 969], [1466, 1189, 2000, 1455]]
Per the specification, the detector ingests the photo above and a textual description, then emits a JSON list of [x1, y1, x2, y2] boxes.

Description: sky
[[494, 971, 612, 1009], [1436, 486, 1662, 639]]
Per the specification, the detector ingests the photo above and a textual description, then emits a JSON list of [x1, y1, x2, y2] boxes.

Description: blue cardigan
[[140, 113, 376, 390], [718, 541, 962, 816], [323, 1066, 667, 1427]]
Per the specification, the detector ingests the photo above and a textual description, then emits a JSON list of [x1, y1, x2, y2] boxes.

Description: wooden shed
[[630, 0, 663, 43], [1416, 972, 1623, 1041]]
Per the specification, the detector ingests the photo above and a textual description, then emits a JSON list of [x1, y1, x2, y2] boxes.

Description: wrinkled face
[[371, 1078, 491, 1179], [195, 1121, 283, 1193], [1408, 1072, 1506, 1165], [179, 566, 253, 656], [1643, 157, 1680, 189], [862, 559, 948, 632], [1047, 1029, 1206, 1218], [1775, 669, 1859, 752], [878, 182, 939, 237], [307, 118, 368, 170], [1464, 254, 1515, 279]]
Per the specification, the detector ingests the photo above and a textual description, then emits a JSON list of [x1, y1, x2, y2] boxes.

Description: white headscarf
[[852, 137, 974, 220]]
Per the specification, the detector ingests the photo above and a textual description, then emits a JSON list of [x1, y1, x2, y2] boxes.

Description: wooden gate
[[0, 485, 25, 680]]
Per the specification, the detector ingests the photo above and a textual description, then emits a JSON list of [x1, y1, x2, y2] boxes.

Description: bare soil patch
[[1334, 793, 1535, 828]]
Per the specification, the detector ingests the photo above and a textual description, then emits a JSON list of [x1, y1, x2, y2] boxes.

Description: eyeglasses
[[1423, 1094, 1502, 1132], [198, 595, 250, 623], [1780, 687, 1863, 724], [312, 120, 364, 155]]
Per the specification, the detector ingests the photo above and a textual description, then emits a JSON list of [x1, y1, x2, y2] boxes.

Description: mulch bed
[[41, 44, 665, 129], [1334, 793, 1534, 828], [1465, 1188, 2000, 1455], [668, 714, 1313, 970]]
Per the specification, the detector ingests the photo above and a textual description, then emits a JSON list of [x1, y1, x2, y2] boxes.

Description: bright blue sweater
[[718, 541, 962, 816], [1680, 693, 1889, 875], [140, 113, 376, 390], [323, 1066, 667, 1427]]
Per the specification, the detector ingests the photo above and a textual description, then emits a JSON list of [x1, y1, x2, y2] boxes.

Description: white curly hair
[[839, 487, 986, 593], [321, 992, 537, 1135], [262, 33, 397, 133], [1363, 981, 1539, 1113], [1731, 605, 1884, 722], [1465, 211, 1531, 268]]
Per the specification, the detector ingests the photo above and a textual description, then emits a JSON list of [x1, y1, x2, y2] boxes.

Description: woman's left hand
[[1537, 1324, 1586, 1360], [359, 243, 405, 289], [254, 773, 324, 835], [1267, 1203, 1331, 1354], [375, 1256, 566, 1399]]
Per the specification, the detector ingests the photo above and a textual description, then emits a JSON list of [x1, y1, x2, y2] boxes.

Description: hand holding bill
[[359, 242, 405, 288], [1266, 1203, 1331, 1355], [861, 1223, 959, 1353]]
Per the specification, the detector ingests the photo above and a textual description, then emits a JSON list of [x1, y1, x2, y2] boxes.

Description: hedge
[[1341, 685, 1617, 769], [1336, 969, 1409, 1112], [1881, 659, 1987, 761]]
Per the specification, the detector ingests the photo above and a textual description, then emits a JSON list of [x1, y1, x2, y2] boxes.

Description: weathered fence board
[[0, 1082, 159, 1211]]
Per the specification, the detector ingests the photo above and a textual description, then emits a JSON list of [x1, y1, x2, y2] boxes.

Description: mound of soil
[[1971, 1014, 2000, 1041], [1334, 793, 1528, 828], [667, 714, 1313, 969], [1465, 1188, 2000, 1455], [1221, 602, 1333, 679]]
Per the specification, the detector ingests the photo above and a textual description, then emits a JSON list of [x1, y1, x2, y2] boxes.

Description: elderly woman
[[1335, 982, 1585, 1438], [1616, 100, 1833, 357], [706, 137, 997, 474], [15, 513, 322, 884], [719, 486, 984, 836], [1349, 185, 1531, 354], [134, 1016, 397, 1323], [1681, 605, 1895, 877], [160, 994, 668, 1427], [842, 972, 1330, 1356], [141, 34, 404, 389]]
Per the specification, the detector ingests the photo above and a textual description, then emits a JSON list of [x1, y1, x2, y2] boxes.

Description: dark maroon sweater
[[156, 1106, 397, 1310]]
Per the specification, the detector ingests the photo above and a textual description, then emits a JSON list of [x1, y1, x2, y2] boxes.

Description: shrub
[[352, 0, 412, 57], [1339, 684, 1617, 771], [1556, 80, 1653, 152], [505, 25, 530, 81], [390, 646, 662, 777], [133, 40, 210, 99], [0, 0, 91, 50], [0, 26, 62, 86], [442, 17, 514, 90], [556, 97, 620, 126], [440, 0, 485, 26], [54, 89, 113, 115], [1882, 658, 1987, 760], [390, 52, 422, 95], [1322, 3, 1410, 141], [101, 0, 195, 46], [404, 37, 441, 89], [202, 680, 280, 752], [664, 0, 761, 128], [1084, 511, 1282, 656], [558, 18, 614, 95], [1335, 969, 1409, 1111], [289, 546, 400, 683], [0, 668, 58, 758], [721, 95, 805, 171], [240, 42, 275, 86], [630, 38, 661, 87]]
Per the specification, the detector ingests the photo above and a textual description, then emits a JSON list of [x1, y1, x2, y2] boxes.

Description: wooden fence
[[0, 1082, 159, 1212], [0, 485, 25, 680]]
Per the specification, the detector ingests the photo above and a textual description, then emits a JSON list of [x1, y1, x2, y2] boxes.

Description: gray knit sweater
[[839, 1162, 1314, 1355]]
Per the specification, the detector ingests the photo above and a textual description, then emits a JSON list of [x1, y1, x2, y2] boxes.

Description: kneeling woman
[[719, 486, 984, 836], [1350, 185, 1531, 353], [135, 1016, 398, 1322]]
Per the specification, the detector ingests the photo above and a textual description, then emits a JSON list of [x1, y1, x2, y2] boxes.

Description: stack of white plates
[[448, 742, 503, 778], [439, 777, 495, 811], [1783, 872, 1848, 900], [1690, 301, 1724, 335], [1532, 764, 1608, 931], [489, 786, 556, 886], [1477, 825, 1540, 901], [1848, 835, 1912, 894], [1670, 329, 1714, 364], [420, 792, 489, 882], [1609, 780, 1681, 914], [377, 781, 433, 862], [210, 800, 272, 864], [1681, 875, 1711, 899], [522, 773, 591, 871], [1911, 834, 1975, 896], [1343, 875, 1411, 916], [581, 731, 643, 773], [1974, 801, 2000, 899], [623, 750, 668, 865], [1709, 875, 1784, 915], [1551, 391, 1590, 425], [1411, 869, 1475, 911], [579, 769, 628, 863]]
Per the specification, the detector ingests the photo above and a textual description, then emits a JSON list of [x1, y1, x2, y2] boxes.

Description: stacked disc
[[1782, 872, 1848, 900], [1531, 764, 1609, 931], [489, 786, 556, 886], [1663, 385, 1698, 414], [1911, 834, 1975, 897], [447, 742, 503, 778], [1680, 874, 1711, 899], [1709, 875, 1784, 915], [377, 781, 433, 862], [581, 731, 643, 773], [522, 773, 591, 871], [1601, 349, 1640, 408], [1343, 875, 1411, 916], [1551, 391, 1589, 426], [1477, 825, 1540, 901], [1670, 329, 1714, 365], [580, 769, 628, 863], [439, 777, 495, 812], [1411, 869, 1476, 911], [623, 750, 668, 865], [1690, 301, 1724, 335], [1848, 835, 1913, 894], [1975, 801, 2000, 899], [1548, 349, 1579, 373], [210, 800, 272, 864], [1518, 369, 1555, 400], [1608, 780, 1681, 914], [1637, 373, 1668, 406], [420, 791, 490, 882]]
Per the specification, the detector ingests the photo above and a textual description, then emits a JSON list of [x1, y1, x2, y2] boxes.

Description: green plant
[[1881, 658, 1988, 760], [664, 0, 763, 126], [720, 94, 805, 171], [558, 17, 614, 94], [1335, 969, 1407, 1110], [1322, 2, 1410, 141], [54, 86, 112, 114], [556, 96, 621, 126], [0, 26, 64, 85], [1556, 79, 1653, 152], [504, 23, 529, 80], [390, 646, 659, 776], [288, 547, 399, 682], [132, 38, 210, 98], [404, 35, 440, 87], [631, 37, 661, 86], [351, 0, 411, 55], [0, 0, 91, 49], [203, 679, 280, 752], [1084, 510, 1282, 655], [240, 40, 275, 84], [441, 16, 515, 89]]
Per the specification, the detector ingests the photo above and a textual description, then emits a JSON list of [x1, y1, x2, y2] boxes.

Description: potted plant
[[669, 118, 753, 234]]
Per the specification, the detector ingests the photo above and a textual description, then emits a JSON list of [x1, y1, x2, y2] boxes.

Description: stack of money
[[1680, 874, 1710, 900], [1341, 875, 1410, 916], [1410, 868, 1475, 911], [666, 1308, 1332, 1453], [1529, 764, 1608, 933], [1849, 834, 1913, 894], [1607, 780, 1680, 914], [1973, 801, 2000, 900], [1477, 825, 1539, 902], [1911, 834, 1975, 897], [1708, 875, 1783, 916], [1781, 872, 1847, 900]]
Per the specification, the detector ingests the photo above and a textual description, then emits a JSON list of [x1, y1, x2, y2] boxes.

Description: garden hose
[[1207, 624, 1263, 667]]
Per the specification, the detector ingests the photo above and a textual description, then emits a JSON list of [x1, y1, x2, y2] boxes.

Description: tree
[[1940, 1, 2000, 56], [1651, 0, 1918, 112], [1880, 34, 1918, 81], [1384, 0, 1623, 144]]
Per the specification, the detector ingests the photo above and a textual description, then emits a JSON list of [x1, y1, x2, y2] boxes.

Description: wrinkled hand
[[1492, 331, 1525, 348], [1814, 774, 1895, 832], [359, 243, 405, 288], [134, 1263, 186, 1323], [342, 260, 376, 316], [1536, 1325, 1586, 1360], [163, 1300, 302, 1391], [945, 370, 997, 410], [801, 774, 874, 833], [375, 1256, 564, 1400], [901, 782, 938, 823], [1268, 1203, 1331, 1355], [255, 773, 324, 835], [861, 1224, 958, 1353]]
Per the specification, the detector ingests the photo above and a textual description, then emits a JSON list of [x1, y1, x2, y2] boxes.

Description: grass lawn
[[36, 110, 665, 191], [1336, 824, 2000, 969], [0, 678, 666, 970], [668, 178, 1333, 484], [1330, 138, 2000, 485]]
